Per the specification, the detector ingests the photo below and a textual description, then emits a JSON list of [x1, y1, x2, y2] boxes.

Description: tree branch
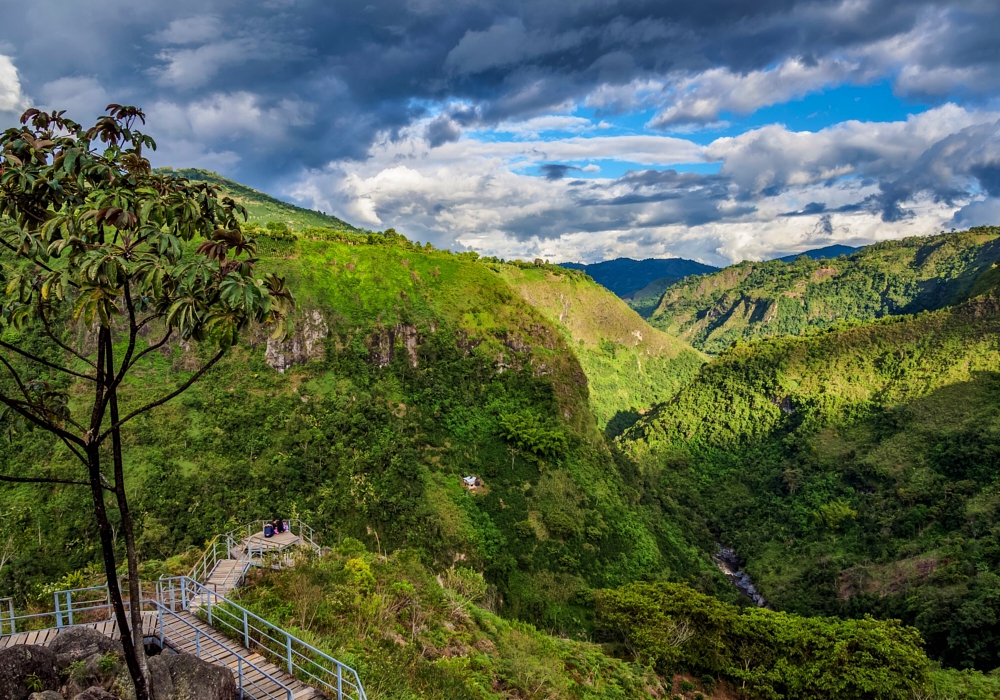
[[0, 340, 96, 381], [40, 306, 98, 369], [0, 473, 99, 488], [0, 351, 32, 404], [0, 392, 85, 447], [0, 235, 61, 277], [123, 327, 173, 372], [97, 348, 226, 444]]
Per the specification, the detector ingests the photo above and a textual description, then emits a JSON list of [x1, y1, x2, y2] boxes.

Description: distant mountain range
[[774, 244, 859, 262], [559, 258, 718, 297]]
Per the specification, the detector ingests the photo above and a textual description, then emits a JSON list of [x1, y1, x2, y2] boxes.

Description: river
[[713, 545, 769, 608]]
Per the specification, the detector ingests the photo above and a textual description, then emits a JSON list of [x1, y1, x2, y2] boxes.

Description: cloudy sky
[[2, 0, 1000, 265]]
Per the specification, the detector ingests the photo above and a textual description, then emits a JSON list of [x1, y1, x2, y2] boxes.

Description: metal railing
[[0, 595, 296, 700], [159, 576, 366, 700], [1, 597, 14, 634], [156, 603, 296, 700], [189, 520, 321, 585]]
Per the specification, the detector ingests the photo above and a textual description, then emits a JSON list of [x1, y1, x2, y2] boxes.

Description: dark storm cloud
[[3, 0, 1000, 194], [540, 164, 580, 180]]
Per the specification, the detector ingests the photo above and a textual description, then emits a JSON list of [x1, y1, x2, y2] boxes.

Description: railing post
[[237, 657, 243, 695], [207, 589, 213, 626], [157, 604, 164, 648], [243, 609, 249, 648], [180, 577, 187, 610], [338, 663, 343, 700], [286, 633, 293, 674], [67, 592, 74, 627], [55, 592, 63, 629]]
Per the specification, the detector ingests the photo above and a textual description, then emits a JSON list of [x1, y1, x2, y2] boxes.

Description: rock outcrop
[[0, 645, 60, 699], [48, 627, 123, 670], [265, 309, 329, 373], [147, 653, 238, 700]]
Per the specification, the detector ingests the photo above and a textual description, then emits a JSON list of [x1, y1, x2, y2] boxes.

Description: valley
[[3, 170, 1000, 698]]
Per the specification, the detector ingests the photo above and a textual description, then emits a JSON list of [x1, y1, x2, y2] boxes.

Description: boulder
[[147, 653, 237, 700], [48, 627, 124, 670], [0, 645, 61, 699], [73, 688, 117, 700], [28, 692, 64, 700]]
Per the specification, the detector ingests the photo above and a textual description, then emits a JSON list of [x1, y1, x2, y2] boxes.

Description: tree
[[0, 106, 294, 699]]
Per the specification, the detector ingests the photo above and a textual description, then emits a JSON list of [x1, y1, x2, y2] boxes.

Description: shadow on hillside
[[605, 409, 642, 439]]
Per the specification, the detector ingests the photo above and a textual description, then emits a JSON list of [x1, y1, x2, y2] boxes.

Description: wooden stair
[[162, 609, 323, 700]]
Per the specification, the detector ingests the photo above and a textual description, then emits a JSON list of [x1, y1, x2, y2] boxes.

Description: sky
[[2, 1, 1000, 266]]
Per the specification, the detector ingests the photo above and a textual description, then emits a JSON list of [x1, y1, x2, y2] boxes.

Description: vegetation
[[494, 261, 705, 434], [0, 226, 724, 637], [623, 287, 1000, 673], [650, 228, 1000, 353], [0, 106, 293, 698], [595, 581, 932, 700], [230, 541, 662, 700], [160, 168, 360, 232], [623, 277, 680, 319]]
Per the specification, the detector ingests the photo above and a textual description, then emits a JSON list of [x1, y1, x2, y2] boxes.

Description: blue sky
[[2, 1, 999, 265]]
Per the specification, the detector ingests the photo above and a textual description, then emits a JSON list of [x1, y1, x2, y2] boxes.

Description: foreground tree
[[0, 106, 294, 698]]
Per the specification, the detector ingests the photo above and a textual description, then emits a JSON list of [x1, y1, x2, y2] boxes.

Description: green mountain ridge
[[622, 285, 1000, 672], [649, 227, 1000, 353]]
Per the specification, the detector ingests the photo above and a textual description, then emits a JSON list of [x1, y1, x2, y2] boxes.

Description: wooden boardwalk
[[0, 612, 159, 649], [0, 526, 333, 700]]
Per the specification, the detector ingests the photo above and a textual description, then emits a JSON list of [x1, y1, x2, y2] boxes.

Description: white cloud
[[152, 39, 258, 89], [149, 91, 315, 141], [952, 198, 1000, 229], [38, 76, 109, 121], [285, 106, 995, 266], [492, 115, 596, 138], [648, 57, 857, 128], [0, 54, 27, 114], [705, 104, 998, 195]]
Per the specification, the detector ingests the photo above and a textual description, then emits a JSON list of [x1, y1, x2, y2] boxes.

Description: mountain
[[495, 262, 705, 434], [0, 227, 722, 632], [160, 167, 360, 232], [622, 276, 681, 318], [649, 227, 1000, 353], [774, 244, 860, 262], [559, 257, 718, 297], [621, 286, 1000, 672]]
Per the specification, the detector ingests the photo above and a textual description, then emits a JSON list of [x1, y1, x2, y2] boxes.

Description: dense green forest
[[624, 287, 1000, 674], [5, 167, 1000, 697], [0, 226, 722, 635], [649, 227, 1000, 353]]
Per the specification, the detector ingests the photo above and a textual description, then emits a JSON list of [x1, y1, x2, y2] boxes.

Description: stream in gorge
[[713, 545, 769, 608]]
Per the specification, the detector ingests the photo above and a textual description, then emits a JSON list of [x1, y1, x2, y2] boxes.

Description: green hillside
[[159, 168, 361, 232], [622, 276, 680, 318], [0, 229, 721, 633], [494, 262, 705, 434], [649, 227, 1000, 353], [621, 289, 1000, 671]]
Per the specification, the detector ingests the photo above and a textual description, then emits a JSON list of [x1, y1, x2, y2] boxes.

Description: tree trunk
[[86, 446, 150, 700], [105, 332, 150, 694]]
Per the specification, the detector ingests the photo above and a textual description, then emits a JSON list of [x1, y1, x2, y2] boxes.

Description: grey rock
[[0, 645, 61, 699], [48, 627, 123, 670], [73, 688, 117, 700], [28, 692, 64, 700], [148, 653, 237, 700], [266, 309, 328, 372]]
